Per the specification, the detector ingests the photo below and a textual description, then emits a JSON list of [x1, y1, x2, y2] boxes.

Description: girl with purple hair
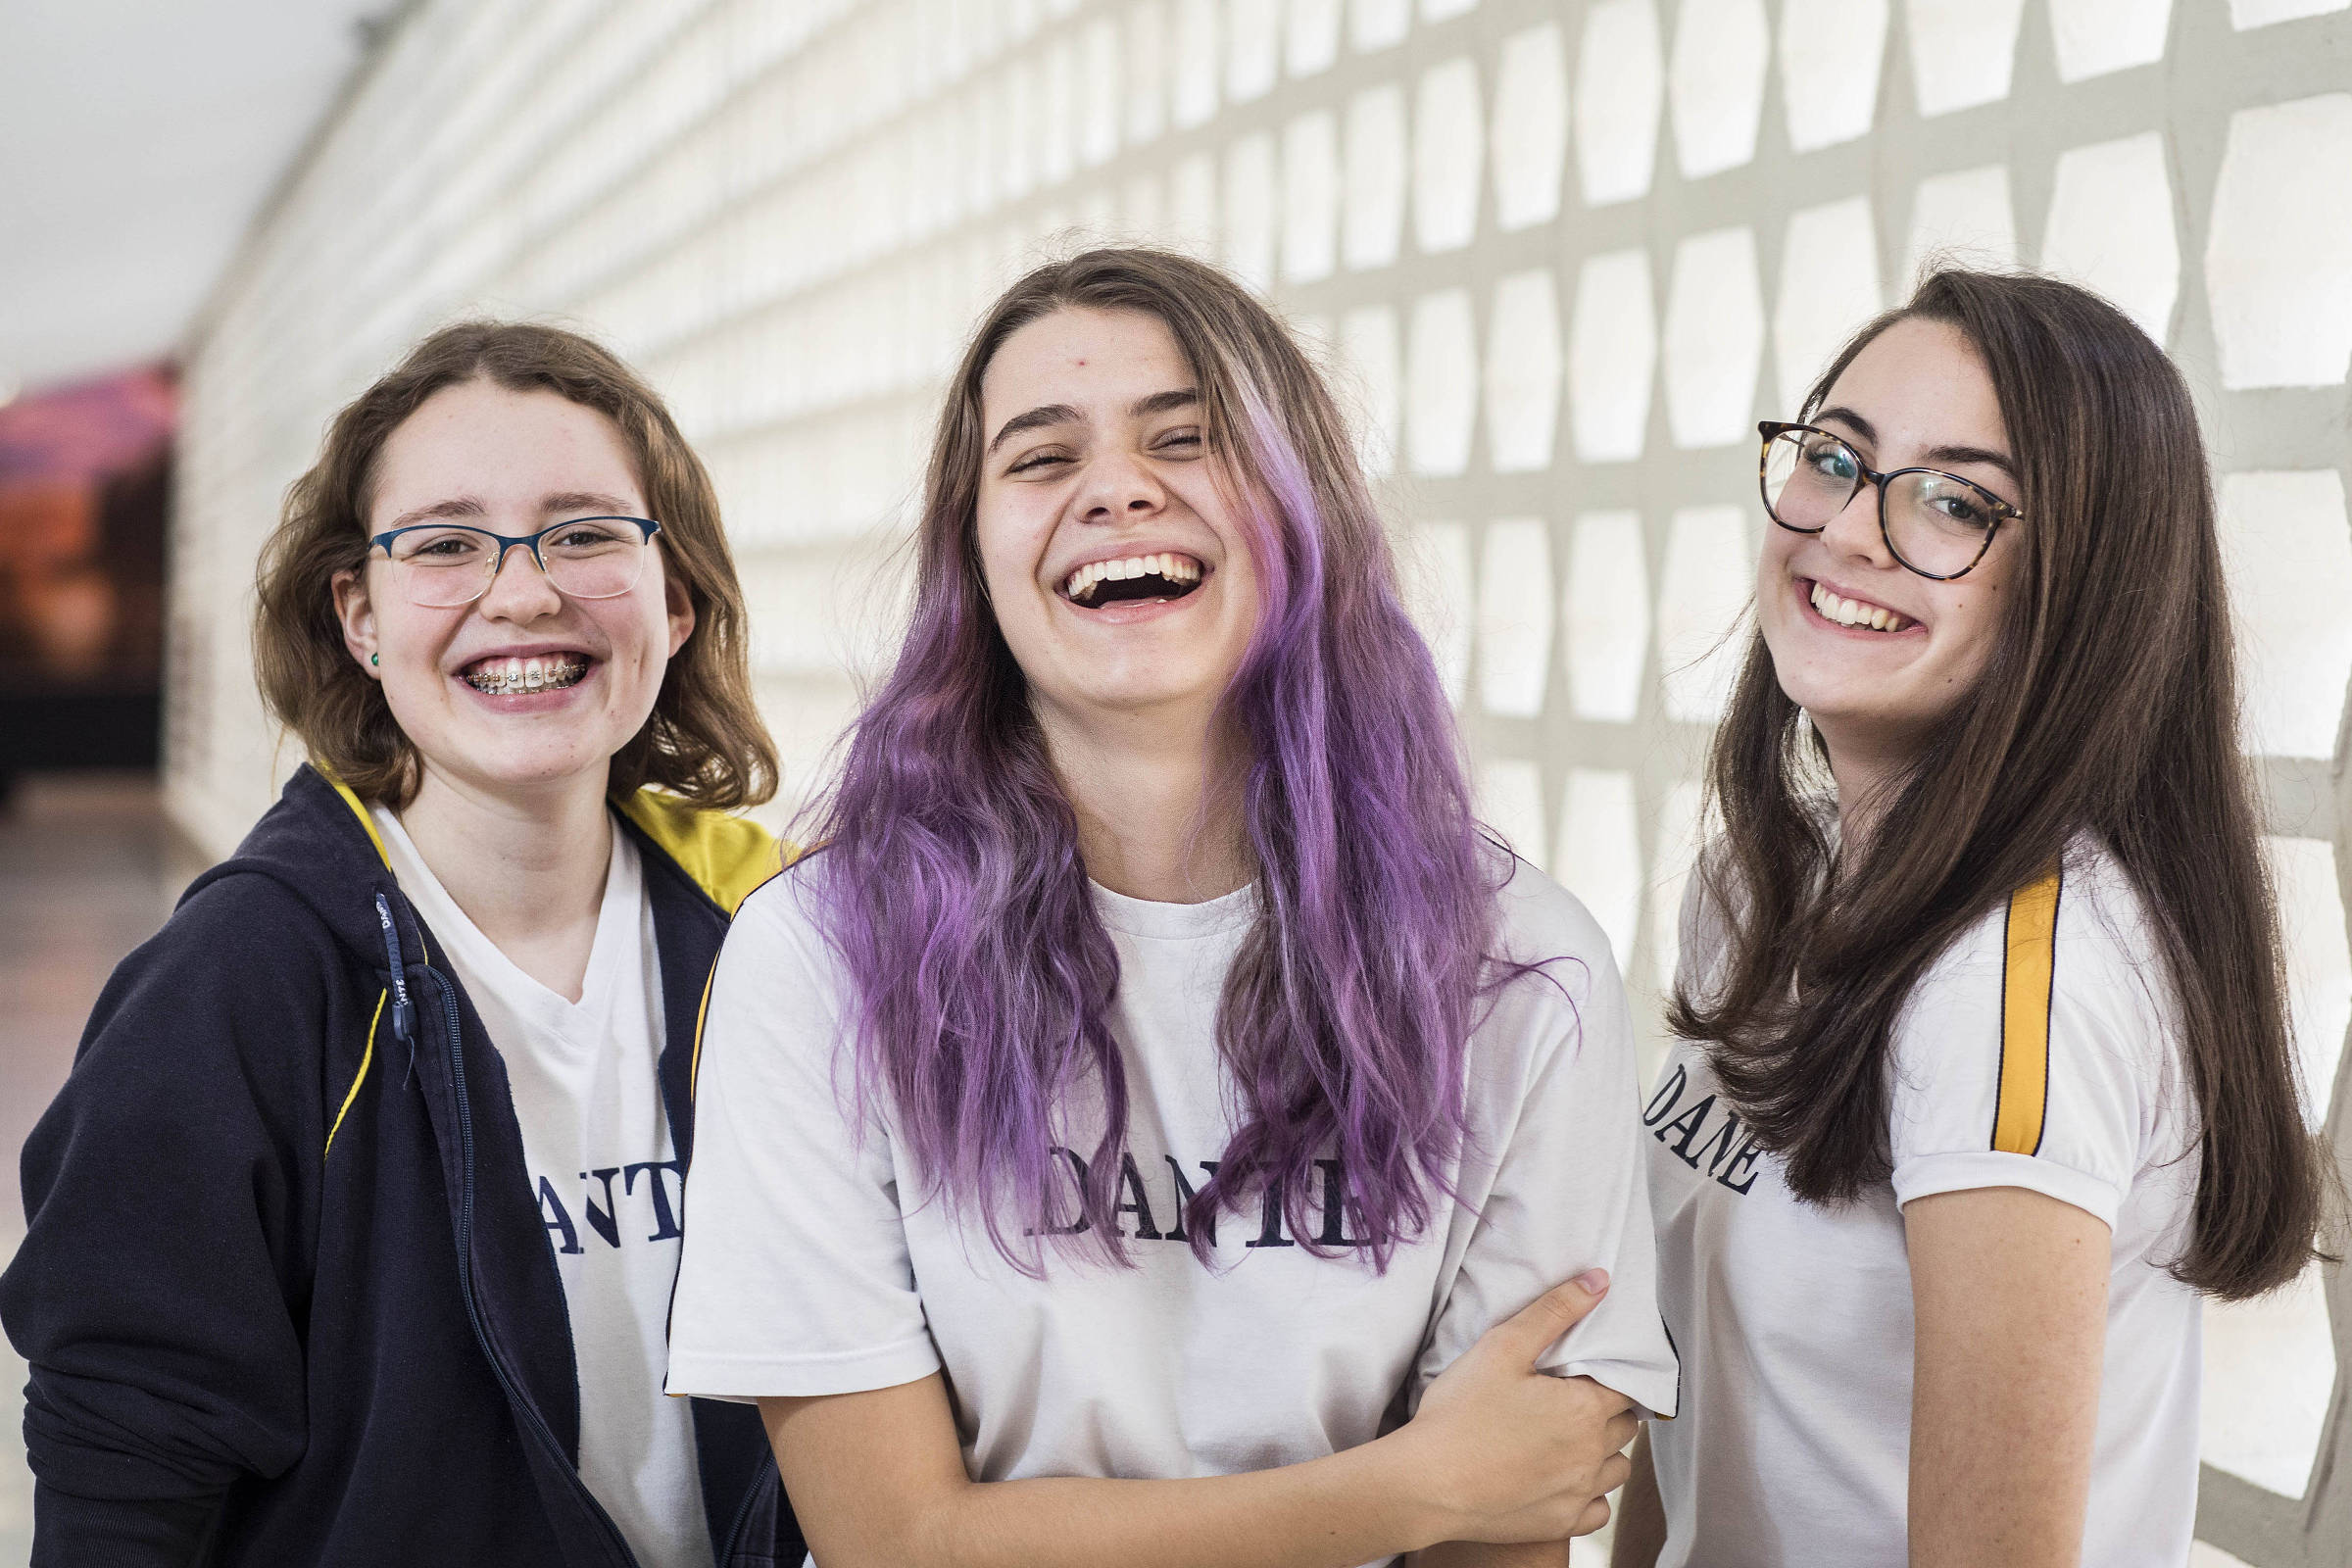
[[666, 248, 1678, 1567]]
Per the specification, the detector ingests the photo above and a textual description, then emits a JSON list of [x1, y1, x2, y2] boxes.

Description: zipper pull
[[373, 893, 417, 1045]]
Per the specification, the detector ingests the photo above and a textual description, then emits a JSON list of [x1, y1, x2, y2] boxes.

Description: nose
[[1820, 480, 1894, 569], [1076, 449, 1166, 524], [475, 540, 564, 621]]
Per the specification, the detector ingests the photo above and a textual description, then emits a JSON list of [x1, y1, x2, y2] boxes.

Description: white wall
[[170, 3, 2352, 1554]]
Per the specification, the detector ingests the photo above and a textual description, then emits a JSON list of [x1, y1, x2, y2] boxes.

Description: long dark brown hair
[[254, 320, 776, 809], [1670, 269, 2329, 1299]]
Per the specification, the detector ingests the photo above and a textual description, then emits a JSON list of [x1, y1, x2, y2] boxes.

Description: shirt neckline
[[371, 804, 639, 1029], [1088, 878, 1256, 939]]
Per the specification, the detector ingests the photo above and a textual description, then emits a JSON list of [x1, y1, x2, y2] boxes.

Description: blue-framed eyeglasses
[[368, 516, 662, 608]]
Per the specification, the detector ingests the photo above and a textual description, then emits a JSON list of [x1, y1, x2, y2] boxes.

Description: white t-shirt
[[1643, 841, 2203, 1568], [667, 858, 1681, 1566], [374, 808, 710, 1568]]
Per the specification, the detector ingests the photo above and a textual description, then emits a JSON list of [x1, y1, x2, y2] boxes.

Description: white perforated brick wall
[[169, 5, 2352, 1552]]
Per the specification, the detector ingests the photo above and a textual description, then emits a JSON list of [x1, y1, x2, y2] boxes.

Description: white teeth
[[1809, 581, 1908, 632], [1064, 553, 1205, 602]]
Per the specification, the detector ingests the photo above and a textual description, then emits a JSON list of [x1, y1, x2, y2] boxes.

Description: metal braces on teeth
[[468, 662, 584, 695]]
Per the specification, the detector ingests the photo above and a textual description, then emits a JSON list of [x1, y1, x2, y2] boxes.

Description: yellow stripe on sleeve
[[325, 990, 386, 1160], [1991, 869, 2063, 1156], [689, 961, 719, 1102]]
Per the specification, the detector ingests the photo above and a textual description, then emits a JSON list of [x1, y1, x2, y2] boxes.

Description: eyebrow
[[1922, 443, 2019, 483], [986, 388, 1201, 454], [1814, 406, 2018, 483], [987, 404, 1082, 454], [383, 491, 638, 532], [542, 490, 639, 517], [1131, 387, 1200, 418], [1813, 406, 1878, 446]]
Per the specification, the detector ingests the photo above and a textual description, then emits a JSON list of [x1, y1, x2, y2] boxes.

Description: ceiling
[[0, 0, 392, 402]]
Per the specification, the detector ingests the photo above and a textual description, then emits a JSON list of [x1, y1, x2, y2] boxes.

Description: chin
[[1077, 680, 1209, 714], [1776, 679, 1871, 728], [1772, 643, 1902, 713], [459, 743, 619, 794], [1054, 652, 1224, 709]]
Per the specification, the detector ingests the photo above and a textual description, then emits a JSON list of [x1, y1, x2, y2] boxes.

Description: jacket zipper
[[372, 894, 416, 1047], [380, 890, 756, 1566], [713, 1466, 766, 1566], [431, 967, 643, 1568]]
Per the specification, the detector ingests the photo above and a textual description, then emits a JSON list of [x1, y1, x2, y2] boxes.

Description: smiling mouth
[[1064, 552, 1205, 608], [1807, 580, 1912, 633], [461, 654, 592, 695]]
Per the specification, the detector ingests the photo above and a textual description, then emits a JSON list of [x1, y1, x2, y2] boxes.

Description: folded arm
[[768, 1374, 1432, 1568], [763, 1277, 1635, 1568]]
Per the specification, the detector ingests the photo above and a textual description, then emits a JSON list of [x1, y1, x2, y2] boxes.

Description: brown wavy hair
[[254, 320, 776, 809], [1670, 269, 2331, 1299]]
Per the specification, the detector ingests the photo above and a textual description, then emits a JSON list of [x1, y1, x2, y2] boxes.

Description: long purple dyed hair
[[807, 248, 1516, 1272]]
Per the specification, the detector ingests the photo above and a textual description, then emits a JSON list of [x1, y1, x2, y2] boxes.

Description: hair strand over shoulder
[[1671, 269, 2332, 1300]]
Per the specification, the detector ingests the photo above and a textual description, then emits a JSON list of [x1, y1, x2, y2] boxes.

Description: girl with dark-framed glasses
[[1610, 270, 2331, 1568], [2, 323, 803, 1567]]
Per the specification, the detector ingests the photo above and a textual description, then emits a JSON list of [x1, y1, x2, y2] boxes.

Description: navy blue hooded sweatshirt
[[1, 764, 803, 1567]]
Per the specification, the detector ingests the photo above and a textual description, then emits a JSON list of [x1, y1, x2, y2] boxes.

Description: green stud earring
[[370, 654, 379, 667]]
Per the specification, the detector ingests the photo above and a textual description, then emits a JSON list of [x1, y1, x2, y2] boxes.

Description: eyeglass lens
[[1762, 429, 2002, 577], [383, 521, 651, 608]]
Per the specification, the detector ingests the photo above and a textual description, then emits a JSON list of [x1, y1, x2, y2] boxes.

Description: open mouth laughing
[[1061, 551, 1206, 609]]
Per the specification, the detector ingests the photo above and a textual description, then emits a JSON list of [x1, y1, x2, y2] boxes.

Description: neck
[[394, 761, 615, 1000], [1037, 698, 1250, 904]]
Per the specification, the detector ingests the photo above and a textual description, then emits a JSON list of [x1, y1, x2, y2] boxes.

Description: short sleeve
[[1411, 870, 1683, 1420], [664, 874, 942, 1400], [1888, 864, 2165, 1230]]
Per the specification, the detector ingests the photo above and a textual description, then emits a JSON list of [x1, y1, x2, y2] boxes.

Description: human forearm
[[770, 1280, 1631, 1568], [906, 1438, 1442, 1568], [1406, 1541, 1572, 1566], [1906, 1188, 2108, 1568], [770, 1378, 1446, 1568]]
